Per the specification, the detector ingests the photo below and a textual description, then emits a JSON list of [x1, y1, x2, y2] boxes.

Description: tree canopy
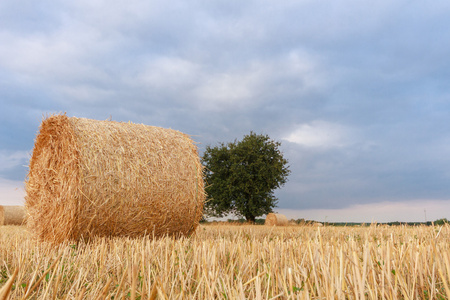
[[202, 132, 290, 222]]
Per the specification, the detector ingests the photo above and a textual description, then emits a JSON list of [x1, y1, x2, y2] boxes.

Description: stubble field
[[0, 224, 449, 299]]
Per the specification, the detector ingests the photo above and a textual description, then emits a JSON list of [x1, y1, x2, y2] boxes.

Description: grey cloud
[[1, 0, 450, 214], [0, 1, 64, 34], [0, 150, 29, 181]]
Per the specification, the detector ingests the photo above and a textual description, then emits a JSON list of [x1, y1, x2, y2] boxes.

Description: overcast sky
[[1, 0, 450, 222]]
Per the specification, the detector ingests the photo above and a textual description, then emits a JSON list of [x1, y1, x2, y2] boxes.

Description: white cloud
[[136, 56, 201, 90], [192, 51, 324, 112], [0, 178, 25, 206], [0, 150, 29, 172], [193, 70, 259, 111], [283, 120, 352, 149], [0, 29, 107, 82], [283, 50, 324, 90]]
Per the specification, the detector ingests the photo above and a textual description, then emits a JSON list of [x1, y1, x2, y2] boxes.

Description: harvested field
[[0, 224, 449, 299]]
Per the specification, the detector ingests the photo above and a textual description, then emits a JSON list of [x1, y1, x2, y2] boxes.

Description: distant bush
[[290, 218, 305, 225], [433, 218, 448, 225]]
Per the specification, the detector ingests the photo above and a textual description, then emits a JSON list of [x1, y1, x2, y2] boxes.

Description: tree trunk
[[245, 215, 256, 223]]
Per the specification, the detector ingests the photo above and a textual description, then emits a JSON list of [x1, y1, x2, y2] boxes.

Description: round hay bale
[[0, 206, 26, 225], [265, 213, 288, 226], [25, 115, 205, 243]]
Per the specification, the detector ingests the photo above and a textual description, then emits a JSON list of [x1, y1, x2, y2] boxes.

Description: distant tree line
[[201, 218, 449, 226]]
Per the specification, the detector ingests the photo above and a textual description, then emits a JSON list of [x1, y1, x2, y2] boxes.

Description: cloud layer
[[1, 0, 450, 220]]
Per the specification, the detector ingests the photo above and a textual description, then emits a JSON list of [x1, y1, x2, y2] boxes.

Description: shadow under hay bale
[[25, 114, 205, 244], [0, 206, 26, 225], [265, 213, 288, 226]]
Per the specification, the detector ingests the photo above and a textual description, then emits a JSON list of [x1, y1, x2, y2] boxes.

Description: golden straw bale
[[25, 114, 205, 243], [265, 213, 288, 226], [0, 206, 26, 225]]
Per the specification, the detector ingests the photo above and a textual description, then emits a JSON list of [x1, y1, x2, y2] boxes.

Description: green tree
[[202, 132, 290, 222]]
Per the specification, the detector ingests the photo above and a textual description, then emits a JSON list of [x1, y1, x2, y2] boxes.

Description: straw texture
[[25, 115, 205, 243], [265, 213, 288, 226], [0, 206, 25, 225]]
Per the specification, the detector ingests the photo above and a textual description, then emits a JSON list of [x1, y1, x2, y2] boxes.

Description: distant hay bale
[[265, 213, 288, 226], [25, 114, 205, 243], [0, 206, 26, 225]]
